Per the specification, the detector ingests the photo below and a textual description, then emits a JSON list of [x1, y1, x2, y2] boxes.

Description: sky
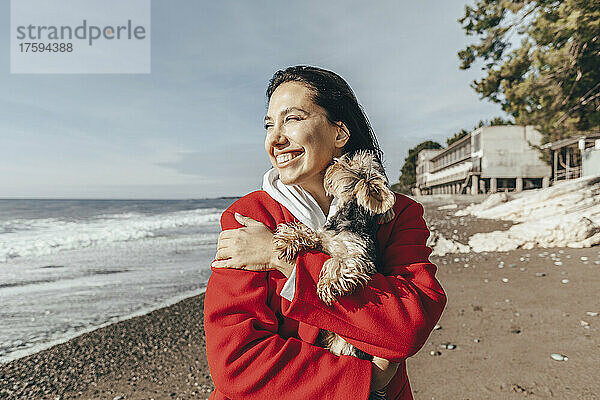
[[0, 0, 505, 199]]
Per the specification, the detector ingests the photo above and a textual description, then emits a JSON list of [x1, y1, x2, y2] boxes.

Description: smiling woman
[[264, 81, 349, 213], [203, 65, 446, 400]]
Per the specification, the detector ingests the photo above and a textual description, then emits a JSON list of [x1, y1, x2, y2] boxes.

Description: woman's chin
[[278, 174, 297, 185], [277, 169, 304, 186]]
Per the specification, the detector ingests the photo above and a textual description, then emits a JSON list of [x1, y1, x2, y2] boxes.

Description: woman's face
[[264, 81, 347, 191]]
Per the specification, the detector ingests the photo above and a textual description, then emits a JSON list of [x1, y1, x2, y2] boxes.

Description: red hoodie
[[204, 190, 446, 399]]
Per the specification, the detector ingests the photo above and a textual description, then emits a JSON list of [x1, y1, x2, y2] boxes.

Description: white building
[[416, 125, 552, 195], [414, 149, 442, 195]]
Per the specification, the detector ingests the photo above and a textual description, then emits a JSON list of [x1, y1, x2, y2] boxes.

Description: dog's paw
[[317, 279, 338, 305], [273, 222, 320, 263], [273, 224, 302, 263], [318, 256, 374, 304], [317, 257, 342, 304]]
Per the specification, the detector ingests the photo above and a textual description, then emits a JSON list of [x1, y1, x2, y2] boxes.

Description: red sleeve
[[277, 196, 447, 363], [203, 196, 372, 399]]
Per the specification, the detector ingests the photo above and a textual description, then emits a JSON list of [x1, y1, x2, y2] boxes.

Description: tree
[[392, 141, 443, 194], [446, 117, 514, 146], [458, 0, 600, 142], [446, 129, 470, 147]]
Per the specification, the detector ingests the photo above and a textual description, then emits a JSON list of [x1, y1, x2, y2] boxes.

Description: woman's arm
[[204, 202, 373, 399], [276, 197, 447, 363]]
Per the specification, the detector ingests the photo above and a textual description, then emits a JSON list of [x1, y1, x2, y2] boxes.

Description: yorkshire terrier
[[273, 149, 396, 400]]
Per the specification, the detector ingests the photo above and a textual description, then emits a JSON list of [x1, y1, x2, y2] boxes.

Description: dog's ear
[[324, 158, 356, 205], [323, 160, 342, 197], [344, 151, 395, 215], [354, 177, 396, 215]]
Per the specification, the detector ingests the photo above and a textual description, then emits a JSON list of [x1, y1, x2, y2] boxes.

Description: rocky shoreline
[[0, 294, 214, 400]]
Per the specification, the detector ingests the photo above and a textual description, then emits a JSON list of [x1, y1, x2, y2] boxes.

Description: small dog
[[273, 149, 396, 400]]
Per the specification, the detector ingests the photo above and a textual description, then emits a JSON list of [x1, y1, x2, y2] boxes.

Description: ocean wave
[[0, 208, 222, 262]]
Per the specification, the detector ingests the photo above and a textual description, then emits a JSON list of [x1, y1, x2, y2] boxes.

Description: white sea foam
[[0, 199, 229, 364], [0, 208, 221, 262]]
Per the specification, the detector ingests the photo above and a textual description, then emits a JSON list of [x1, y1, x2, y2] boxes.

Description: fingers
[[216, 235, 233, 250], [215, 247, 229, 260], [211, 259, 229, 268], [218, 230, 234, 241], [211, 259, 274, 272], [234, 213, 270, 230]]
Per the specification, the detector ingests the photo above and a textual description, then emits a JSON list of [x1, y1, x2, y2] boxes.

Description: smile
[[276, 151, 304, 167]]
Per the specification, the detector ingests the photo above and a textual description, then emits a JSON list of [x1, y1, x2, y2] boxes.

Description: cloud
[[0, 0, 505, 197]]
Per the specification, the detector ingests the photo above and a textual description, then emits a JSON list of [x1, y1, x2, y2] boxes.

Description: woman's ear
[[334, 122, 350, 149]]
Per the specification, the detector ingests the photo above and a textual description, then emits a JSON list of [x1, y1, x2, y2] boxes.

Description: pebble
[[586, 312, 598, 317], [554, 261, 563, 266], [580, 320, 589, 327], [440, 343, 456, 350], [430, 350, 442, 356], [473, 338, 480, 343], [561, 279, 569, 284], [581, 256, 589, 261], [483, 279, 489, 283], [550, 353, 568, 361], [433, 324, 442, 330], [535, 272, 546, 277], [498, 263, 504, 268], [502, 278, 509, 283]]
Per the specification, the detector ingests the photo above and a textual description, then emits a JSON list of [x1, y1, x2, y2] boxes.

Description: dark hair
[[266, 65, 384, 165]]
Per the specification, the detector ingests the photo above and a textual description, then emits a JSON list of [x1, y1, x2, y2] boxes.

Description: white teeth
[[277, 154, 292, 163], [276, 152, 301, 164]]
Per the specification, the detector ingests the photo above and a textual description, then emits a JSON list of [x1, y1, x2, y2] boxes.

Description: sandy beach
[[411, 197, 599, 399], [1, 196, 599, 400]]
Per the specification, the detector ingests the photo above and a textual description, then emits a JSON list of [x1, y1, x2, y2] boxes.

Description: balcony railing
[[553, 166, 581, 182]]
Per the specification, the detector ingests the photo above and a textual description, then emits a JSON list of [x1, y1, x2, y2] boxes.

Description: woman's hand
[[370, 356, 399, 392], [211, 213, 295, 278]]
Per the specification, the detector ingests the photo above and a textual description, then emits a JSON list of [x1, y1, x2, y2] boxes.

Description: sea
[[0, 198, 237, 364]]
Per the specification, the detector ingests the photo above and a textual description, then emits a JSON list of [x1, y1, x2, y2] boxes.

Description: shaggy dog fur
[[273, 149, 396, 400]]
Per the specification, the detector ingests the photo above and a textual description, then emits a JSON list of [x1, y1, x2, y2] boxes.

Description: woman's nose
[[267, 124, 287, 146]]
